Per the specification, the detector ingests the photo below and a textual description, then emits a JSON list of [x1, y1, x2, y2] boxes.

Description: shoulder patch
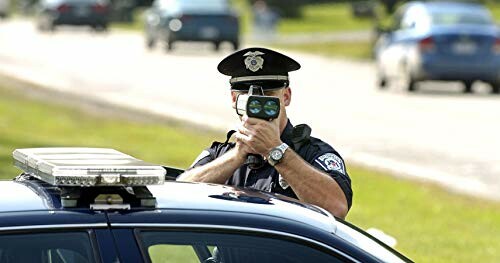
[[315, 153, 345, 175]]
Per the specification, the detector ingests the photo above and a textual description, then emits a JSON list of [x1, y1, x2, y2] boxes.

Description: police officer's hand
[[234, 137, 253, 162], [236, 115, 282, 156]]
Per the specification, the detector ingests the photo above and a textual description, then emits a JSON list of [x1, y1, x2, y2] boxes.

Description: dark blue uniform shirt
[[190, 120, 353, 209]]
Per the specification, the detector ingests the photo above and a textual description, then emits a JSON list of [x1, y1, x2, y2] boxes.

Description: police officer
[[178, 47, 352, 218]]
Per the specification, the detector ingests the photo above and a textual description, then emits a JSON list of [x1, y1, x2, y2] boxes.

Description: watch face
[[270, 149, 283, 160]]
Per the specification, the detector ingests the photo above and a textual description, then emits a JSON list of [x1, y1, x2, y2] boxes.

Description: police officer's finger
[[235, 132, 251, 144], [244, 116, 264, 126], [238, 124, 253, 136]]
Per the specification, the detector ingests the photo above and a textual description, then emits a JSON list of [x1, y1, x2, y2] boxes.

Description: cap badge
[[244, 51, 265, 72]]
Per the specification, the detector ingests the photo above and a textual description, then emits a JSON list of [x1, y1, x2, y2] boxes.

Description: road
[[0, 20, 499, 201]]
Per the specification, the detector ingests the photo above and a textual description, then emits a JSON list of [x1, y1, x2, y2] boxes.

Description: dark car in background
[[36, 0, 110, 31], [144, 0, 240, 51], [374, 1, 500, 93], [0, 0, 9, 19], [0, 147, 413, 263]]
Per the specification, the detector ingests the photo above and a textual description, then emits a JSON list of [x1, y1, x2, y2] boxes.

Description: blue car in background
[[375, 1, 500, 93], [144, 0, 240, 51]]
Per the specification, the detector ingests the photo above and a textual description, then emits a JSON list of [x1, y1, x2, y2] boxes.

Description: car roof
[[0, 180, 337, 234]]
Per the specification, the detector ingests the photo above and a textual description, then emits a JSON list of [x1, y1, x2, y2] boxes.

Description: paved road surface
[[0, 20, 499, 201]]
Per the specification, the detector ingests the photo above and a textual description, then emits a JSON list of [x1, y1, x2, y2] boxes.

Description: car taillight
[[419, 36, 435, 53], [493, 38, 500, 54], [92, 4, 108, 13], [57, 4, 71, 13]]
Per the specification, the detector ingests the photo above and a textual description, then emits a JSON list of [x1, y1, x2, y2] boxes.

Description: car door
[[0, 210, 118, 263], [388, 6, 425, 78], [380, 6, 420, 78], [111, 227, 360, 263], [107, 209, 385, 263]]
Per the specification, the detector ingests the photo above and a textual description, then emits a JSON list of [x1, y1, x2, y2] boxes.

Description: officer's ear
[[283, 87, 292, 107], [231, 91, 238, 109]]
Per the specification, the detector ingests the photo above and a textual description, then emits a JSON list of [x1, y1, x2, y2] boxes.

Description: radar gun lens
[[264, 100, 279, 117], [248, 99, 262, 114]]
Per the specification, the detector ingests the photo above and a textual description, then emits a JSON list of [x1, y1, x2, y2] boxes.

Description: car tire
[[213, 42, 221, 51], [403, 71, 417, 92], [48, 23, 56, 32], [38, 19, 55, 32], [377, 74, 388, 89], [407, 80, 417, 92], [463, 80, 474, 94], [165, 40, 174, 52], [231, 41, 239, 51], [146, 37, 156, 50], [491, 82, 500, 94], [92, 25, 107, 33], [37, 22, 47, 32]]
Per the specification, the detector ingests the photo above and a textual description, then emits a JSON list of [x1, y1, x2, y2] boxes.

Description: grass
[[110, 7, 147, 32], [0, 83, 218, 178], [277, 2, 377, 34], [271, 41, 373, 60], [348, 166, 500, 263], [0, 81, 499, 262]]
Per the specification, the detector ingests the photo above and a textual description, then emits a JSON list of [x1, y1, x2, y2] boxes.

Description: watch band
[[268, 143, 289, 166], [276, 143, 289, 153]]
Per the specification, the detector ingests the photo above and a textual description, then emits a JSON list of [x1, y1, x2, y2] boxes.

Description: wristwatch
[[267, 143, 289, 166]]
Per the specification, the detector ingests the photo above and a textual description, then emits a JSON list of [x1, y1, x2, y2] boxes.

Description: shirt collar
[[280, 119, 294, 147]]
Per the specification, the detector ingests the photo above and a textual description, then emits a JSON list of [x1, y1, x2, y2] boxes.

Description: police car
[[0, 147, 413, 263]]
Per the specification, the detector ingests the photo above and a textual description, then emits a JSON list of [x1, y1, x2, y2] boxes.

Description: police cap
[[217, 47, 301, 91]]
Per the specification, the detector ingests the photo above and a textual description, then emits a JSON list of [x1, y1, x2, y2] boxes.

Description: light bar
[[13, 148, 166, 187]]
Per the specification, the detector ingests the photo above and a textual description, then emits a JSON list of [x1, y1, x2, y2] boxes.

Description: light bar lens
[[13, 148, 166, 187]]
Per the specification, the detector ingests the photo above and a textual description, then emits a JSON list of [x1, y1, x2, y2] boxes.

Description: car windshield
[[178, 0, 229, 12], [430, 10, 493, 25]]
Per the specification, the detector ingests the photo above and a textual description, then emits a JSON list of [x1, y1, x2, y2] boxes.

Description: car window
[[335, 221, 410, 263], [149, 244, 199, 263], [430, 10, 493, 25], [0, 232, 97, 263], [178, 0, 229, 12], [138, 231, 350, 263]]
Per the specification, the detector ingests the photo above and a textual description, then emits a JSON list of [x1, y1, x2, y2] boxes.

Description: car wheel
[[402, 71, 417, 92], [165, 40, 174, 52], [491, 82, 500, 94], [92, 25, 107, 33], [463, 80, 474, 94], [376, 73, 388, 89], [37, 21, 47, 32], [38, 18, 55, 32], [48, 23, 56, 32], [213, 42, 221, 51], [407, 79, 417, 92], [146, 37, 156, 50], [231, 41, 239, 51]]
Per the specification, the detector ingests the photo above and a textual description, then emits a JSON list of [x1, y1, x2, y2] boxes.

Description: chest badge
[[244, 51, 265, 72]]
